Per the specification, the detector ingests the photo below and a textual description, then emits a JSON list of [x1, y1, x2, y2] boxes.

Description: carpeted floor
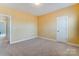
[[0, 38, 79, 56]]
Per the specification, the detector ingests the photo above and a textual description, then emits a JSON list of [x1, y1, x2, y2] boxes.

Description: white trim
[[9, 16, 12, 44], [38, 36, 79, 47], [10, 36, 37, 44], [66, 42, 79, 47], [38, 36, 56, 41]]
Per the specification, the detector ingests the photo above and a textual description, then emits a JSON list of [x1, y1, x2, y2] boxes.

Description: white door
[[57, 16, 68, 42]]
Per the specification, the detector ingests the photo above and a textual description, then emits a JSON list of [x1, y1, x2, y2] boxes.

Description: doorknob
[[57, 30, 59, 32]]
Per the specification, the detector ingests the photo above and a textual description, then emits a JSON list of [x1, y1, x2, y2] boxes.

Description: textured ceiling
[[0, 3, 75, 16]]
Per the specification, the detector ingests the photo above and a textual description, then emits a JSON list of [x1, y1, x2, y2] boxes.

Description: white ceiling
[[0, 3, 75, 16]]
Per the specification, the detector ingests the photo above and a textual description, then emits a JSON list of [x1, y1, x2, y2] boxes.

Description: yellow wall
[[0, 4, 79, 44], [38, 4, 79, 44], [0, 6, 38, 43]]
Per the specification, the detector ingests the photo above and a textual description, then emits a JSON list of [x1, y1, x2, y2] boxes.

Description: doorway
[[56, 16, 68, 42], [0, 14, 11, 46]]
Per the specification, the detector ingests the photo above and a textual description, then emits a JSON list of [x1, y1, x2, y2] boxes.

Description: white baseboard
[[38, 36, 56, 41], [66, 42, 79, 47], [10, 36, 37, 44], [38, 36, 79, 47], [10, 36, 79, 47]]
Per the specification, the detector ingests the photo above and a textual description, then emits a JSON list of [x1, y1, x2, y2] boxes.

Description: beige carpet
[[0, 38, 79, 56]]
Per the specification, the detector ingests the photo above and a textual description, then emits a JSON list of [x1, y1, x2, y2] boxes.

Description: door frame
[[0, 14, 12, 44]]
